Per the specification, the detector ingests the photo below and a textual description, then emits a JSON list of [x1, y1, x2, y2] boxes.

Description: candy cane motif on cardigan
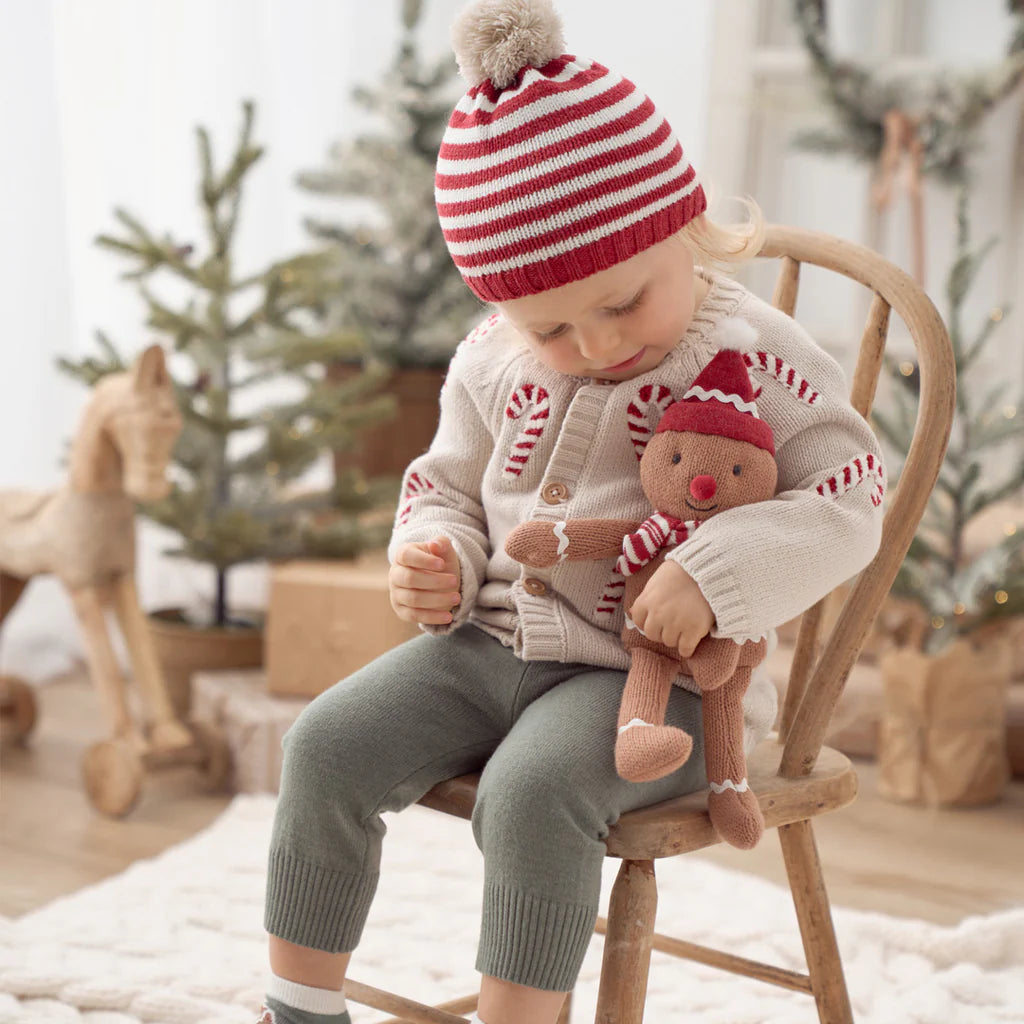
[[626, 383, 675, 460], [743, 351, 820, 405], [815, 453, 886, 507], [466, 312, 501, 344], [397, 472, 435, 526], [504, 384, 551, 476]]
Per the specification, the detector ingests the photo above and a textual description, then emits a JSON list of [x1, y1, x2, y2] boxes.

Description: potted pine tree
[[61, 102, 397, 715], [297, 0, 484, 479], [872, 188, 1024, 806]]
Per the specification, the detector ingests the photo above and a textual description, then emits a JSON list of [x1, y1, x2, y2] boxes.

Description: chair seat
[[417, 739, 857, 859]]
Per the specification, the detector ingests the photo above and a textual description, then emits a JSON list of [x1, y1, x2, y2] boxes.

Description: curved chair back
[[759, 224, 956, 779]]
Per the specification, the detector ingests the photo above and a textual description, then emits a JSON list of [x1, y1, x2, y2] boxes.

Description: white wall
[[0, 0, 714, 678]]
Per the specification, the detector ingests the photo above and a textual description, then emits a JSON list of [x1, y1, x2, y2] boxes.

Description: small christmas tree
[[873, 186, 1024, 652], [61, 102, 397, 629], [297, 0, 483, 370], [789, 0, 1024, 653]]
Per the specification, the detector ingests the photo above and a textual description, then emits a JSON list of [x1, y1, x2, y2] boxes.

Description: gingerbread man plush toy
[[505, 325, 777, 849]]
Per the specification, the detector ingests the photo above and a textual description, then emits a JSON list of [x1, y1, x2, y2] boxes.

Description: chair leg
[[778, 821, 854, 1024], [556, 991, 573, 1023], [594, 859, 657, 1024]]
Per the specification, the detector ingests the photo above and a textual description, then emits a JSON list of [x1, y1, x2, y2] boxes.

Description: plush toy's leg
[[686, 636, 741, 691], [615, 648, 693, 783], [703, 667, 764, 850]]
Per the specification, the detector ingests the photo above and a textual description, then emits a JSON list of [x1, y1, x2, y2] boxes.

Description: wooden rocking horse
[[0, 345, 229, 816]]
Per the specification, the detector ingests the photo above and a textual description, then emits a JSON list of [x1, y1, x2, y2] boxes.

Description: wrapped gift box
[[266, 555, 418, 699], [192, 669, 306, 793], [877, 640, 1011, 807], [1009, 685, 1024, 777], [763, 640, 882, 759]]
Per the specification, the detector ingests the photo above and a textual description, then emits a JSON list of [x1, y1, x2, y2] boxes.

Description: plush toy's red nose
[[690, 474, 717, 501]]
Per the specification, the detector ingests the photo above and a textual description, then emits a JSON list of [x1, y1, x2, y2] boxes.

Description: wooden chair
[[341, 224, 956, 1024]]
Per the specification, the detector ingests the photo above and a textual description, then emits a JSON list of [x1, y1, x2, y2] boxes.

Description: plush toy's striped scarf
[[615, 514, 700, 576]]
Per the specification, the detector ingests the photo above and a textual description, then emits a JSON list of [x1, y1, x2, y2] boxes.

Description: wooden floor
[[2, 669, 1024, 926]]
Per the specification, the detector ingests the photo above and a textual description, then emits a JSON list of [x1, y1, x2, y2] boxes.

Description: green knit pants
[[265, 624, 706, 992]]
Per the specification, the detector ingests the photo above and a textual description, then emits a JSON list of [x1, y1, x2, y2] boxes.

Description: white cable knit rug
[[1, 795, 1022, 1024]]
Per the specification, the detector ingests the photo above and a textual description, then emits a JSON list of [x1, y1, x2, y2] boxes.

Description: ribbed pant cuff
[[264, 848, 378, 952], [476, 882, 597, 991]]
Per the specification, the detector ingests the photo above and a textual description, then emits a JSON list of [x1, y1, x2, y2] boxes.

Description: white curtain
[[0, 0, 716, 677]]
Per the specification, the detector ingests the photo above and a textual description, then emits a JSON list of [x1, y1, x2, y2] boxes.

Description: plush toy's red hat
[[656, 318, 775, 455]]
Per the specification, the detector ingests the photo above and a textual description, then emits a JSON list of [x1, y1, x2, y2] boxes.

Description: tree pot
[[878, 636, 1012, 807], [330, 365, 446, 479], [147, 608, 264, 718]]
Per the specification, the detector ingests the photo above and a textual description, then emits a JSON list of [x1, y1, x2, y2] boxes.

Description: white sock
[[267, 973, 348, 1016]]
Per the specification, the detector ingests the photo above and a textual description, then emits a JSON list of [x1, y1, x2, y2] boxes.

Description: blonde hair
[[669, 195, 766, 273]]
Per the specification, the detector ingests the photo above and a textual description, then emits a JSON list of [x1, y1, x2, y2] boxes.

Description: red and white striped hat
[[437, 0, 707, 302]]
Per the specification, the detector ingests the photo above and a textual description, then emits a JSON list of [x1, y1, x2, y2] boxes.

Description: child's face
[[496, 236, 703, 381]]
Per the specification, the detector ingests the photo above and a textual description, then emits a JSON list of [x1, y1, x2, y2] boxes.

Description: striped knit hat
[[436, 0, 707, 302], [656, 318, 776, 455]]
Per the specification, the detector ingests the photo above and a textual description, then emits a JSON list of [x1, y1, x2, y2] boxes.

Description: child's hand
[[629, 561, 715, 658], [389, 536, 462, 626]]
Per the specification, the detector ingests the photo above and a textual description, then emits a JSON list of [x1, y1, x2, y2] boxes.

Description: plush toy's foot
[[707, 780, 765, 850], [615, 720, 694, 782]]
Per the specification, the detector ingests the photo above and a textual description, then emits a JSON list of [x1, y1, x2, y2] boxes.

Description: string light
[[953, 602, 966, 615], [995, 591, 1009, 604], [991, 307, 1004, 322], [1006, 523, 1019, 537], [899, 361, 915, 376], [267, 461, 280, 476], [1003, 405, 1017, 419], [931, 615, 945, 629]]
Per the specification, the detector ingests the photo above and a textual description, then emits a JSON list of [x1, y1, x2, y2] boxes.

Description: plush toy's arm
[[505, 518, 639, 568]]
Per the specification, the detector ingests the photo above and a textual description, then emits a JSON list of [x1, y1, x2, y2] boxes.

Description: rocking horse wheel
[[189, 719, 232, 792], [82, 738, 144, 817], [0, 675, 38, 743]]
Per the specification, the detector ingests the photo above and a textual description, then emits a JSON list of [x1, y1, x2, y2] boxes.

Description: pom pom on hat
[[452, 0, 565, 88]]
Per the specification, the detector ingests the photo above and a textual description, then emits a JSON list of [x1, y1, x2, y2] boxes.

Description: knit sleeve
[[666, 320, 885, 641], [387, 341, 494, 636]]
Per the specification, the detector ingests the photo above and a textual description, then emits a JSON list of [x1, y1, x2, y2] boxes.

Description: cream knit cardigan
[[388, 274, 885, 745]]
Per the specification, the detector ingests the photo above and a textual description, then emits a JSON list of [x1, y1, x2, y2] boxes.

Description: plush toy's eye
[[732, 464, 742, 476], [672, 453, 681, 464]]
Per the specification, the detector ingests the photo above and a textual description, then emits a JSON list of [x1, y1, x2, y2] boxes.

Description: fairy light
[[267, 461, 280, 477], [931, 615, 945, 629], [953, 602, 966, 615], [899, 361, 915, 376], [995, 591, 1009, 604], [991, 307, 1004, 322], [1006, 523, 1018, 537], [1003, 405, 1017, 419]]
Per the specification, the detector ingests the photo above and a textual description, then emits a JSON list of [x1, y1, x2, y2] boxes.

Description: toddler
[[259, 1, 884, 1022]]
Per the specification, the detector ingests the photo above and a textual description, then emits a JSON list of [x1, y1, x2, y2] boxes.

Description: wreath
[[792, 0, 1024, 187]]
